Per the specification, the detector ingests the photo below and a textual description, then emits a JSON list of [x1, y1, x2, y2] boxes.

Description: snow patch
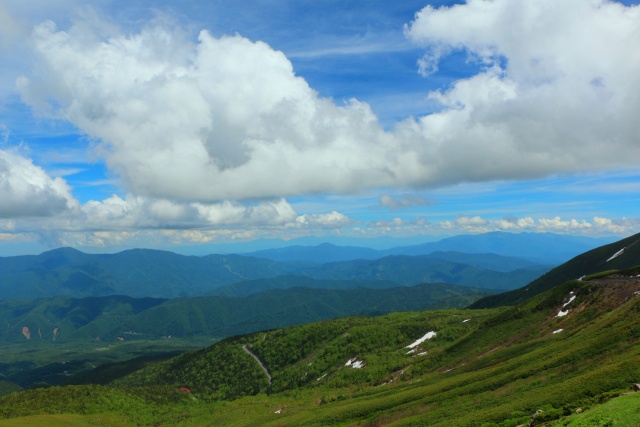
[[553, 329, 564, 334], [557, 310, 569, 317], [606, 248, 625, 262], [462, 319, 471, 323], [275, 409, 282, 414], [415, 351, 428, 357], [346, 358, 364, 369], [406, 331, 437, 348], [317, 373, 327, 381], [406, 348, 417, 355], [562, 295, 576, 308]]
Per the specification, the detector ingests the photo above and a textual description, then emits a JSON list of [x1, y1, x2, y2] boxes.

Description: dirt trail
[[242, 345, 272, 386]]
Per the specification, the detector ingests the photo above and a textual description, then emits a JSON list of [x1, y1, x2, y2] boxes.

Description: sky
[[1, 0, 639, 255]]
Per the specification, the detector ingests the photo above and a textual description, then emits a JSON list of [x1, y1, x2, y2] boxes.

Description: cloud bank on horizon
[[1, 0, 639, 251]]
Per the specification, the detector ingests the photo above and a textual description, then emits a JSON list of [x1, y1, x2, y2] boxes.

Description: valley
[[0, 231, 638, 426]]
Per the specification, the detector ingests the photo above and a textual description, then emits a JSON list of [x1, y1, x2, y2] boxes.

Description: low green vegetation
[[551, 392, 640, 427], [0, 338, 213, 392], [0, 272, 638, 425]]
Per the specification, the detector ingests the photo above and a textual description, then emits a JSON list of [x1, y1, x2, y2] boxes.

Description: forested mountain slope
[[0, 248, 309, 299], [0, 283, 490, 344], [0, 246, 548, 299]]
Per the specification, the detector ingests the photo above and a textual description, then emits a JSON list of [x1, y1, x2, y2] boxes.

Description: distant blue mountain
[[382, 232, 615, 264], [247, 242, 380, 263], [0, 232, 615, 300], [246, 232, 614, 265]]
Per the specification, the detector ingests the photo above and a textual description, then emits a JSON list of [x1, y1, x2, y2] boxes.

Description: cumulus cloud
[[16, 21, 415, 201], [538, 217, 592, 231], [16, 5, 639, 204], [296, 211, 353, 228], [0, 149, 77, 217], [76, 196, 350, 231], [440, 215, 489, 233], [15, 5, 640, 202], [0, 192, 356, 248], [362, 214, 639, 237], [404, 0, 640, 182]]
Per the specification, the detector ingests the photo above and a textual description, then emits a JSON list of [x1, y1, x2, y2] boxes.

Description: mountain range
[[246, 231, 614, 264], [0, 231, 612, 300], [0, 231, 637, 425]]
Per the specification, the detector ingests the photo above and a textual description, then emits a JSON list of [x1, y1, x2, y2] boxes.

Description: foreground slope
[[106, 272, 640, 426]]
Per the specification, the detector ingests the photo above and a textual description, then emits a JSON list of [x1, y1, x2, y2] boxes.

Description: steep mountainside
[[471, 231, 640, 308]]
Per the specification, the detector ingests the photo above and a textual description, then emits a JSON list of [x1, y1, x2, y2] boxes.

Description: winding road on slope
[[242, 344, 272, 386]]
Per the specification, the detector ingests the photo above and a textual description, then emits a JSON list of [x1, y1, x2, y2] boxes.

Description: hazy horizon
[[1, 0, 639, 255]]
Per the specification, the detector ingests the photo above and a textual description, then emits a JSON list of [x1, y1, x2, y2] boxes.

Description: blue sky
[[1, 0, 639, 255]]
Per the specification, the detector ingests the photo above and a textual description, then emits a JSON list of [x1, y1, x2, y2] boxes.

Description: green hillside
[[0, 283, 488, 343], [208, 275, 404, 297], [471, 231, 640, 308], [1, 269, 638, 425], [0, 283, 490, 391]]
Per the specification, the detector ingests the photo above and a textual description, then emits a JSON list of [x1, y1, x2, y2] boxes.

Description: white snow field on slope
[[406, 331, 437, 349]]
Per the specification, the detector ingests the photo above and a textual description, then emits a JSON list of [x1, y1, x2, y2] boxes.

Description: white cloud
[[363, 214, 639, 237], [16, 21, 410, 201], [538, 217, 592, 231], [439, 215, 490, 233], [370, 217, 406, 229], [592, 216, 633, 234], [404, 0, 640, 182], [77, 196, 348, 231], [296, 211, 352, 228], [0, 192, 355, 248], [0, 149, 77, 217], [494, 217, 536, 230], [15, 5, 640, 204]]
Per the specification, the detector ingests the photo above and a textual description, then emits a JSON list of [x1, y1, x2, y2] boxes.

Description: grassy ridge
[[472, 231, 640, 308]]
